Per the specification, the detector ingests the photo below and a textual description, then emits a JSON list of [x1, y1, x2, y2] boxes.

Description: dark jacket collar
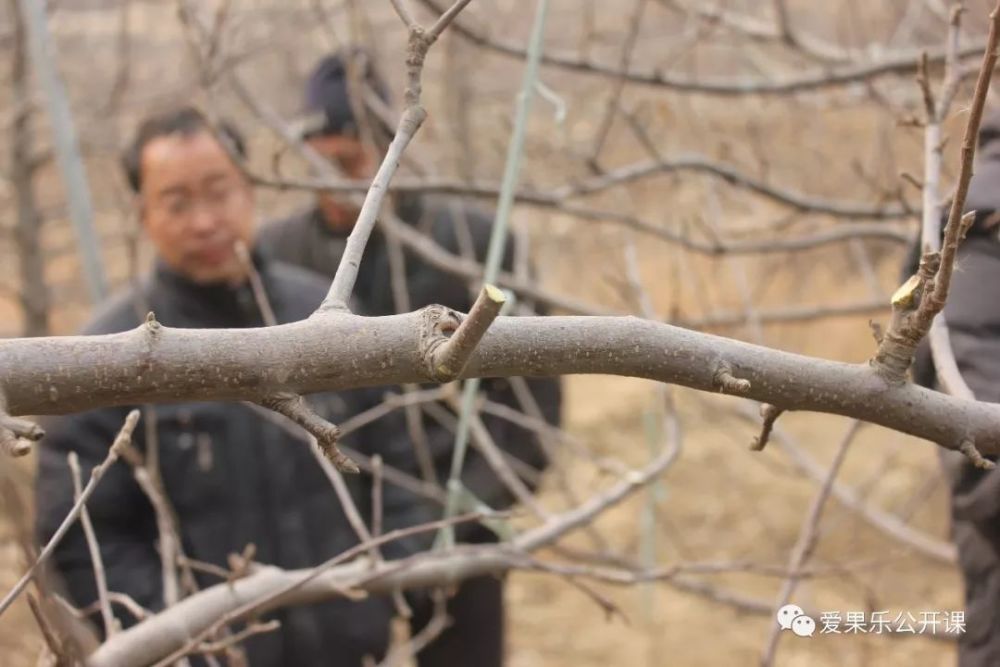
[[148, 251, 270, 328]]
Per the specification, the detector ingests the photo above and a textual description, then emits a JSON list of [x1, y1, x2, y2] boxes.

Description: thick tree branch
[[6, 312, 1000, 458]]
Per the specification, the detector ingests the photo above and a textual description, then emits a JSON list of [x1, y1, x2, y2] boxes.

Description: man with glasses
[[34, 107, 424, 665]]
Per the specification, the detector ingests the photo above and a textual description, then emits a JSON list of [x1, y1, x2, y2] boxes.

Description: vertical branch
[[9, 0, 49, 336], [67, 452, 118, 637], [873, 1, 1000, 386], [923, 2, 977, 401], [17, 0, 107, 303]]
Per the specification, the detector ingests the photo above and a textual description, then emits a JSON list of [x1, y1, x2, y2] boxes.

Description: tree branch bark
[[5, 311, 1000, 457]]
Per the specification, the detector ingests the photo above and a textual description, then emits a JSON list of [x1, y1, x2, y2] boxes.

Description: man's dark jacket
[[35, 257, 424, 666], [904, 135, 1000, 666], [257, 195, 562, 512]]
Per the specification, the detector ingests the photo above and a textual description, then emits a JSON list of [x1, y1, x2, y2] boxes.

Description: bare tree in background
[[3, 1, 1000, 666], [6, 0, 48, 337]]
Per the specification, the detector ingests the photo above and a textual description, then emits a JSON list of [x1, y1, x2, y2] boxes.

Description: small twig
[[938, 3, 967, 117], [198, 619, 281, 656], [916, 52, 935, 118], [233, 240, 276, 327], [959, 439, 995, 469], [306, 434, 380, 563], [0, 409, 140, 618], [68, 451, 119, 636], [258, 393, 357, 473], [750, 404, 784, 451], [372, 454, 384, 541], [732, 400, 956, 564], [377, 595, 451, 667], [712, 360, 751, 394], [67, 592, 151, 623], [226, 544, 257, 584], [429, 284, 506, 381], [0, 411, 43, 439], [118, 433, 197, 605], [427, 0, 476, 41], [464, 408, 550, 521], [0, 406, 43, 458]]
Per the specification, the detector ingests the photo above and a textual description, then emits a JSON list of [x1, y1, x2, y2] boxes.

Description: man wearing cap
[[257, 51, 562, 666]]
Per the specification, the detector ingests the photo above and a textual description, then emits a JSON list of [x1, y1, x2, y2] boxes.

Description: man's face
[[139, 131, 256, 284], [307, 132, 376, 232]]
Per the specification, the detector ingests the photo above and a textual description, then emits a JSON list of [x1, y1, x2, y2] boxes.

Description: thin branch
[[67, 452, 118, 637], [0, 408, 42, 458], [66, 592, 151, 624], [118, 437, 194, 606], [760, 420, 861, 665], [377, 596, 450, 667], [427, 0, 475, 41], [93, 426, 675, 667], [258, 393, 357, 473], [417, 0, 987, 96], [874, 1, 1000, 385], [0, 409, 140, 618], [248, 161, 911, 222], [324, 0, 475, 308], [196, 620, 281, 658], [750, 404, 784, 451], [234, 241, 276, 327], [732, 401, 956, 563], [388, 0, 417, 29]]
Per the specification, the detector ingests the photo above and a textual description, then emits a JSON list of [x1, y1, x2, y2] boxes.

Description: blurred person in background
[[257, 49, 562, 666], [34, 106, 435, 666], [904, 108, 1000, 667]]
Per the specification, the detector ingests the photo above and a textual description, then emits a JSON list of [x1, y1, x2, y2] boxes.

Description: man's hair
[[122, 106, 247, 193]]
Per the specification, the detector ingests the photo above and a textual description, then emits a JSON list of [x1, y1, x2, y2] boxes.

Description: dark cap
[[297, 49, 390, 139]]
